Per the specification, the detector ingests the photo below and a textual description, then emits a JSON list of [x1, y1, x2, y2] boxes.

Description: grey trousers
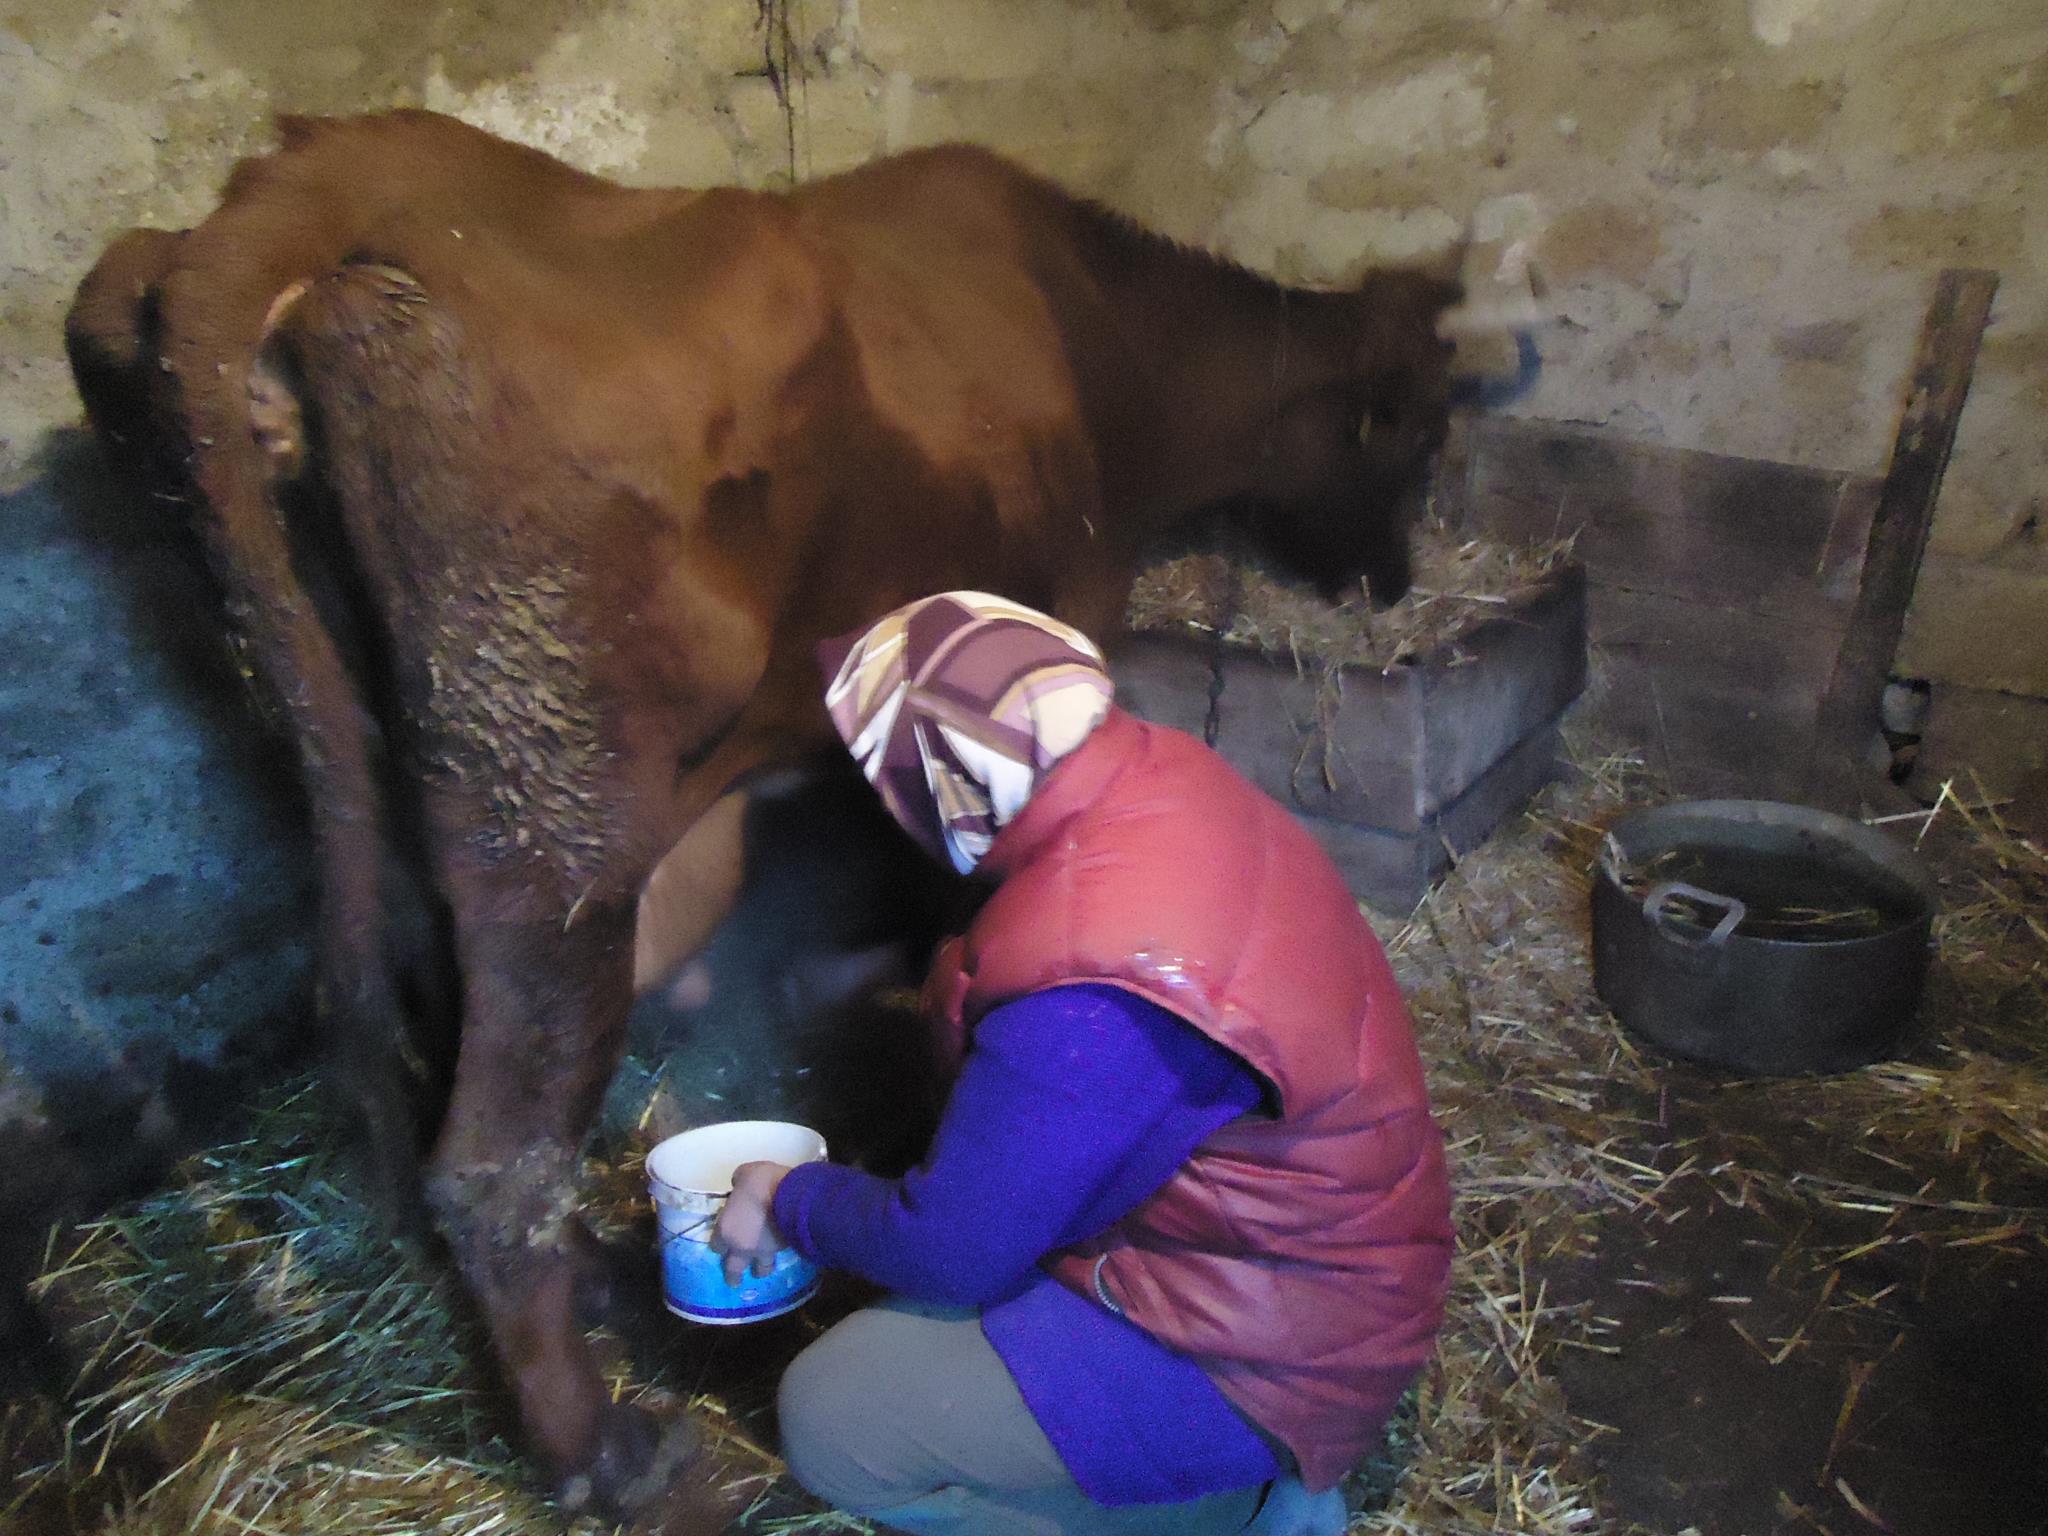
[[776, 1298, 1274, 1535]]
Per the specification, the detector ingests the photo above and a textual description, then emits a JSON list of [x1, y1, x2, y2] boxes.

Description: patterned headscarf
[[820, 592, 1115, 873]]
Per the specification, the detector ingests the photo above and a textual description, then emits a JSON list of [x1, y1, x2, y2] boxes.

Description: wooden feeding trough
[[1110, 532, 1588, 909]]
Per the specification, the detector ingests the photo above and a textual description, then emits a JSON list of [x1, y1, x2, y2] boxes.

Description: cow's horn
[[1441, 236, 1547, 400]]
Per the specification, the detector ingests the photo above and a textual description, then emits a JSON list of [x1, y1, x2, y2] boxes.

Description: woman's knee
[[777, 1315, 915, 1513]]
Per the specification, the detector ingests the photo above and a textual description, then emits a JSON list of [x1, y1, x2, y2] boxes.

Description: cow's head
[[1242, 268, 1452, 605], [1252, 251, 1541, 606]]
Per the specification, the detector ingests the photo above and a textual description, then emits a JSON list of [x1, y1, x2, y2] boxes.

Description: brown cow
[[66, 109, 1470, 1520]]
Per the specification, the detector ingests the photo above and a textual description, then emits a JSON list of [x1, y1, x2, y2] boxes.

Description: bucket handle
[[652, 1185, 727, 1244], [1642, 881, 1746, 949], [666, 1209, 720, 1241]]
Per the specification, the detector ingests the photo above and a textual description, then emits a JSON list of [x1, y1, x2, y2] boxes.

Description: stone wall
[[4, 0, 2044, 692]]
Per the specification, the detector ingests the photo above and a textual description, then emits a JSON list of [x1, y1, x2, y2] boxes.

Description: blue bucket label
[[661, 1230, 819, 1324]]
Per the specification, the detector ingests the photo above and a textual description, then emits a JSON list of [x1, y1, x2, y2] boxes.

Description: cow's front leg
[[424, 897, 709, 1523]]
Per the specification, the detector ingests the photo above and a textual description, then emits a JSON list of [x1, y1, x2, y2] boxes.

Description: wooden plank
[[1107, 630, 1215, 740], [1298, 716, 1565, 909], [1409, 561, 1586, 811], [1811, 268, 2001, 800], [1434, 718, 1564, 856], [1459, 418, 1880, 624], [1431, 411, 1480, 527], [1138, 630, 1431, 829], [1296, 813, 1439, 910], [1115, 563, 1586, 832], [1217, 640, 1421, 825], [1590, 587, 1846, 802]]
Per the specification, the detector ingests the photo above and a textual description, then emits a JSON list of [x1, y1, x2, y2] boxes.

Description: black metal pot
[[1591, 800, 1937, 1076]]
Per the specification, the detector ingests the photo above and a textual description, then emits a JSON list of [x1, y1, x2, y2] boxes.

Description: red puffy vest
[[922, 707, 1454, 1490]]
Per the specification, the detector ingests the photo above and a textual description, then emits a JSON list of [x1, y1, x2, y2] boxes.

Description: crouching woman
[[714, 592, 1452, 1535]]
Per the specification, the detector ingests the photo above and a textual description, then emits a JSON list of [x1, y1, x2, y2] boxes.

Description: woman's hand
[[710, 1160, 793, 1286]]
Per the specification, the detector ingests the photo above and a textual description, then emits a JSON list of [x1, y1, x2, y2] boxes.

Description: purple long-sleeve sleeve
[[772, 982, 1262, 1300], [772, 982, 1284, 1504]]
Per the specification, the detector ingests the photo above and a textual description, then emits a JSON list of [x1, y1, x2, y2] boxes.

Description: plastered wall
[[4, 0, 2044, 692]]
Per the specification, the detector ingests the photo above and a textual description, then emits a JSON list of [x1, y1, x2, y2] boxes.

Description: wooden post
[[1810, 268, 1999, 807], [1433, 411, 1478, 532]]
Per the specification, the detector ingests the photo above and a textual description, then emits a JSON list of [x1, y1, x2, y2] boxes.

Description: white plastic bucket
[[645, 1120, 828, 1325]]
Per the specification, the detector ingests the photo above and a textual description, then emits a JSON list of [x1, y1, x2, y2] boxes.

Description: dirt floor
[[2, 731, 2043, 1536], [1395, 756, 2048, 1536], [1545, 1081, 2048, 1536]]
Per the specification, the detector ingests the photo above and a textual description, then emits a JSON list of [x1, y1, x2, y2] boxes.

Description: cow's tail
[[91, 132, 444, 1218]]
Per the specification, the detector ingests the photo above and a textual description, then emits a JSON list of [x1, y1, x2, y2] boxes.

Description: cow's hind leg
[[270, 256, 729, 1524], [425, 884, 714, 1523]]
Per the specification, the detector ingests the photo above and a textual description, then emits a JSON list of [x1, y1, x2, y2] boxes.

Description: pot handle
[[1641, 881, 1746, 949]]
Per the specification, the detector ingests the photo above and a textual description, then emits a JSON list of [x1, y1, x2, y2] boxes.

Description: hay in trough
[[1125, 516, 1577, 675], [10, 722, 2043, 1535]]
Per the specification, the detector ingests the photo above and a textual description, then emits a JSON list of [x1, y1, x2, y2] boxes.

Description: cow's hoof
[[555, 1403, 703, 1521]]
